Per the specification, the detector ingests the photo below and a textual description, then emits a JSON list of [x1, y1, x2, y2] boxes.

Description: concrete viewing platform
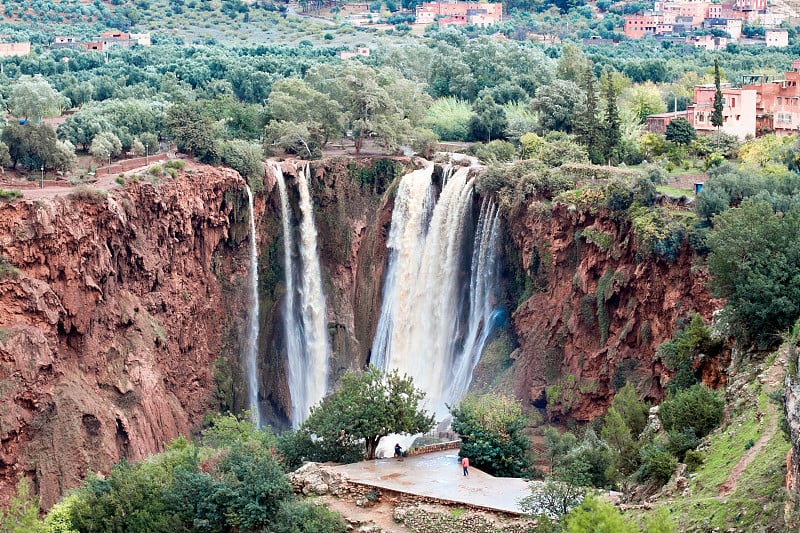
[[331, 450, 533, 515]]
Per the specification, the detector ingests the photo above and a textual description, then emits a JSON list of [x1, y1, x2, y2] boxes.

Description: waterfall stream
[[273, 162, 330, 427], [371, 164, 501, 421], [244, 185, 261, 427]]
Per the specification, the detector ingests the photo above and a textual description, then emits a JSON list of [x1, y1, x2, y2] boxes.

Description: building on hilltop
[[765, 29, 789, 47], [0, 42, 30, 57], [742, 69, 800, 135], [338, 47, 370, 59], [415, 1, 502, 27]]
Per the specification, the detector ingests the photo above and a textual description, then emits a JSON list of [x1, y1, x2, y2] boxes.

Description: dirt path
[[718, 354, 784, 497]]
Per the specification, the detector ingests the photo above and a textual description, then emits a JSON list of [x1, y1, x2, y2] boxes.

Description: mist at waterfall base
[[272, 162, 330, 428], [371, 164, 503, 456]]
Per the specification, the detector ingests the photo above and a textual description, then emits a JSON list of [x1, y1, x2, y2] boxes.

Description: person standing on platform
[[461, 456, 469, 476]]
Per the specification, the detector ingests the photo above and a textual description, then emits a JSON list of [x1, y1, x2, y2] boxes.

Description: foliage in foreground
[[450, 393, 532, 478], [302, 365, 435, 460], [23, 415, 347, 533]]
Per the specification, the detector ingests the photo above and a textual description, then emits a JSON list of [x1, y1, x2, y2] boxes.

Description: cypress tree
[[574, 63, 603, 164], [602, 71, 621, 164], [711, 59, 723, 130]]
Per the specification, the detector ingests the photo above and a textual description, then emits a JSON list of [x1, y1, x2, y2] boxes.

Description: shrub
[[0, 188, 23, 200], [164, 160, 185, 170], [639, 445, 678, 485], [67, 185, 107, 204], [684, 449, 704, 472], [659, 384, 724, 439], [148, 165, 163, 176], [115, 176, 125, 186]]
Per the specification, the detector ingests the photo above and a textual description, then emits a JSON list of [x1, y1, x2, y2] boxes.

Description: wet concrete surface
[[332, 450, 533, 514]]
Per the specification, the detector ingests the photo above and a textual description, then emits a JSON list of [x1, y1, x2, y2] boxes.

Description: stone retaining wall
[[406, 440, 461, 457]]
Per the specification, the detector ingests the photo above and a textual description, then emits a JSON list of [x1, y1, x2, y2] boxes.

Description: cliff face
[[0, 165, 247, 508], [505, 201, 721, 422]]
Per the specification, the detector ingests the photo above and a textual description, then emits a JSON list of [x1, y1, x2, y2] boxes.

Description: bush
[[148, 165, 163, 176], [0, 188, 23, 200], [639, 445, 678, 485], [67, 185, 107, 204], [164, 160, 185, 170], [115, 176, 125, 186], [450, 393, 531, 478], [684, 449, 704, 472], [272, 500, 347, 533], [659, 384, 724, 439]]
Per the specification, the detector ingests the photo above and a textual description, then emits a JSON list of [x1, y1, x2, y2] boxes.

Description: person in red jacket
[[461, 456, 469, 476]]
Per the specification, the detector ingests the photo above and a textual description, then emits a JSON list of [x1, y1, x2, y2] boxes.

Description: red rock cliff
[[506, 201, 721, 422], [0, 165, 247, 508]]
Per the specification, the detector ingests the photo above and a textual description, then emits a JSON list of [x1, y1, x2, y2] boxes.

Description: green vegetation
[[17, 414, 347, 532], [301, 365, 435, 460], [450, 393, 532, 477]]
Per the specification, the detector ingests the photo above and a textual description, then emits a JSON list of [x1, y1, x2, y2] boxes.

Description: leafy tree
[[221, 139, 263, 185], [89, 131, 122, 164], [622, 83, 666, 124], [664, 117, 696, 145], [450, 393, 531, 477], [659, 384, 724, 439], [610, 382, 649, 437], [558, 429, 615, 488], [707, 201, 800, 344], [645, 507, 679, 533], [601, 407, 640, 475], [532, 80, 585, 133], [8, 75, 65, 120], [267, 78, 344, 145], [302, 365, 434, 460], [271, 500, 347, 533], [543, 426, 577, 469], [165, 102, 219, 163], [520, 476, 587, 519], [468, 95, 507, 142], [263, 120, 322, 159], [639, 445, 678, 485], [2, 122, 66, 171], [711, 59, 723, 130], [564, 494, 637, 532], [57, 113, 112, 151]]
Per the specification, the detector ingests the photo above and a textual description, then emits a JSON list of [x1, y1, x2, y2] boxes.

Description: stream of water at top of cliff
[[273, 162, 330, 428], [244, 185, 262, 427], [371, 163, 502, 426]]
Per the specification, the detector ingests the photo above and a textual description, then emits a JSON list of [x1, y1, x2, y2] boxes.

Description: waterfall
[[244, 185, 261, 427], [294, 164, 330, 425], [371, 164, 501, 420], [273, 162, 330, 427]]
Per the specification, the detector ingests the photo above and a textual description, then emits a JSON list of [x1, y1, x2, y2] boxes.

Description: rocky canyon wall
[[0, 165, 250, 508], [504, 201, 721, 423]]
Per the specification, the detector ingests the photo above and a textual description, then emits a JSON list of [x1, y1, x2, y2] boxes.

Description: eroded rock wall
[[505, 202, 721, 422], [0, 166, 247, 507]]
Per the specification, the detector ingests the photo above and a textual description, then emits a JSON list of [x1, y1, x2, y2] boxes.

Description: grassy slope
[[629, 350, 790, 531]]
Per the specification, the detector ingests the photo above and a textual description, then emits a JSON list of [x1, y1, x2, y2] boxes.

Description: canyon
[[0, 157, 721, 508]]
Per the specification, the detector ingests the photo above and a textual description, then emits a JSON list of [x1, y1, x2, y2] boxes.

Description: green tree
[[267, 78, 344, 145], [0, 478, 44, 533], [8, 75, 65, 121], [711, 59, 723, 130], [450, 393, 531, 477], [601, 71, 621, 164], [89, 131, 122, 164], [659, 384, 724, 439], [532, 79, 585, 133], [263, 120, 322, 159], [564, 494, 638, 533], [601, 407, 639, 475], [57, 113, 112, 151], [2, 122, 64, 171], [468, 95, 507, 142], [574, 63, 603, 164], [664, 117, 696, 145], [165, 102, 219, 163], [302, 365, 434, 460], [221, 139, 264, 186], [707, 201, 800, 344], [610, 382, 649, 437]]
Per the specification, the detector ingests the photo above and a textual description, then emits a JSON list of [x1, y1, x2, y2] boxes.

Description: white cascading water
[[244, 185, 262, 427], [371, 164, 501, 423], [293, 164, 330, 426], [273, 162, 330, 427]]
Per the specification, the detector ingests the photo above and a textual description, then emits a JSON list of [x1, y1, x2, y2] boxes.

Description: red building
[[742, 71, 800, 135]]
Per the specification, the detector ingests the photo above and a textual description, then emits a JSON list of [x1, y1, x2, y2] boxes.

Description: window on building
[[778, 97, 783, 104], [731, 97, 736, 107]]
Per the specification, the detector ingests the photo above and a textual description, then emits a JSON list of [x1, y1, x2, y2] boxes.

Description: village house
[[765, 29, 789, 47], [0, 42, 30, 57], [338, 47, 371, 60], [687, 84, 757, 139], [742, 67, 800, 135], [415, 1, 502, 27]]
